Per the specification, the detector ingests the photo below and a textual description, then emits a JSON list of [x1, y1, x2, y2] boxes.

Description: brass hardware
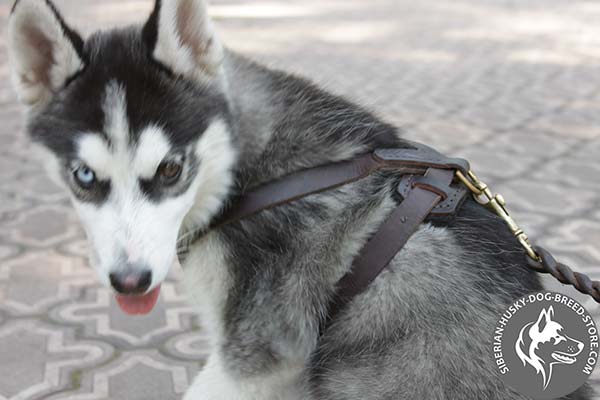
[[456, 170, 541, 262]]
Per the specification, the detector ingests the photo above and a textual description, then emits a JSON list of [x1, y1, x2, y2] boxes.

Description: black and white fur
[[8, 1, 593, 399]]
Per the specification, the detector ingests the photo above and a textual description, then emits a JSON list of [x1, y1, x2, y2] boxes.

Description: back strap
[[212, 142, 470, 228]]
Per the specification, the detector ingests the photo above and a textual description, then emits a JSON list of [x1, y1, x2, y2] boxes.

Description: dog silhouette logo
[[493, 292, 598, 399], [515, 306, 584, 389]]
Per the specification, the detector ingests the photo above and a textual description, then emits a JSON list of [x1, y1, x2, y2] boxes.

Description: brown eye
[[157, 161, 182, 184]]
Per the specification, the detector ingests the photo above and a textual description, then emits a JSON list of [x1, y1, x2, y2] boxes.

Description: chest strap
[[328, 167, 457, 319]]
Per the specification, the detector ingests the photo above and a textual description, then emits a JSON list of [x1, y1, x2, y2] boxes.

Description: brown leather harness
[[180, 142, 600, 318]]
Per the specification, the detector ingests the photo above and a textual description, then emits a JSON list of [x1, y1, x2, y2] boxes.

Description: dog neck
[[222, 50, 404, 192]]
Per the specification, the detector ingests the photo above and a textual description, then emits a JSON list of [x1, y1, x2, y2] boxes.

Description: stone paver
[[0, 0, 599, 398]]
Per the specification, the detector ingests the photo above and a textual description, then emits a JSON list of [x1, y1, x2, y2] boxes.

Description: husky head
[[515, 306, 584, 389], [8, 0, 237, 314]]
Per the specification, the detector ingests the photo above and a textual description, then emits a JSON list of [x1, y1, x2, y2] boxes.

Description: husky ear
[[8, 0, 86, 109], [143, 0, 224, 83], [535, 307, 552, 333]]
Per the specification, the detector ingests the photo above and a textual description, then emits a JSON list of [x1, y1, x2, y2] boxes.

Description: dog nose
[[109, 270, 152, 295]]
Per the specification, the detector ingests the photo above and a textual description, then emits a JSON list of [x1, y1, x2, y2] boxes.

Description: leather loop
[[411, 173, 451, 201], [398, 174, 469, 217]]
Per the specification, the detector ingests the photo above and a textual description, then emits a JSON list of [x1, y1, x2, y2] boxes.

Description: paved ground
[[0, 0, 599, 399]]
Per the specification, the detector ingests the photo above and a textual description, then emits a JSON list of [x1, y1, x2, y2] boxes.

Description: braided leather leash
[[527, 247, 600, 303], [457, 170, 600, 304]]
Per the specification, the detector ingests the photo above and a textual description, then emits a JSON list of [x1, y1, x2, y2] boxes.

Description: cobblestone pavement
[[1, 0, 599, 399]]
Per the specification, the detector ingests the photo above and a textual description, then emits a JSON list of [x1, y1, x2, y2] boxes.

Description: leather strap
[[327, 168, 455, 320], [212, 154, 383, 227], [374, 147, 470, 174], [212, 142, 470, 228]]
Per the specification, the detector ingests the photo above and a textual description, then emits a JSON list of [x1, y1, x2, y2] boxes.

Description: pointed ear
[[535, 307, 551, 333], [142, 0, 224, 84], [8, 0, 86, 109]]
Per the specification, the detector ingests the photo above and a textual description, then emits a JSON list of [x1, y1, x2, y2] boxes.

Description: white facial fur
[[66, 82, 235, 290]]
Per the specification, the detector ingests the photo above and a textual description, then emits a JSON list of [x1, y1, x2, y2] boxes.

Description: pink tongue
[[115, 285, 161, 315]]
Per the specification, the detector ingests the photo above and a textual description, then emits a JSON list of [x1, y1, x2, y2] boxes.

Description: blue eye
[[74, 165, 96, 188]]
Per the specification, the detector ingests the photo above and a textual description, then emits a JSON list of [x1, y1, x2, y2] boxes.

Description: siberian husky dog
[[7, 0, 593, 399]]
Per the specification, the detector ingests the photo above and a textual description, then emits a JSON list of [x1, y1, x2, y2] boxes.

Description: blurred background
[[0, 0, 599, 398]]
